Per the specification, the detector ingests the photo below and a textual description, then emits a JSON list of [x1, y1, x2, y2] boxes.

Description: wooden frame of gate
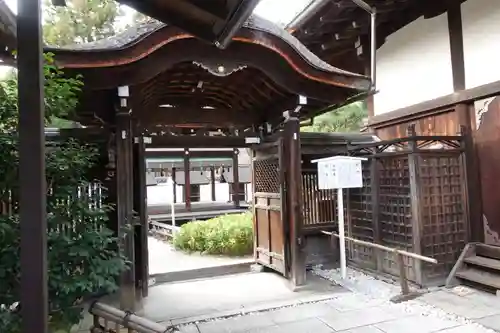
[[252, 115, 306, 287], [253, 138, 288, 275]]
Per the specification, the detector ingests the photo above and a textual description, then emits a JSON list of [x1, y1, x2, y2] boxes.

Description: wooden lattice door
[[252, 138, 290, 276]]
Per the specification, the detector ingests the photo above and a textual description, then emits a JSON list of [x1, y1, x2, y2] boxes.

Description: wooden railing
[[321, 230, 438, 303], [89, 302, 178, 332], [148, 219, 180, 239]]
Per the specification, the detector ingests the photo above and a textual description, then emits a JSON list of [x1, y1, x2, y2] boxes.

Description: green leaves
[[173, 212, 254, 256], [301, 101, 368, 133], [0, 56, 125, 330], [0, 53, 83, 132], [43, 0, 121, 47]]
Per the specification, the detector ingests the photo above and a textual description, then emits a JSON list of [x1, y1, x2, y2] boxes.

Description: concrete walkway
[[173, 267, 500, 333], [177, 293, 496, 333], [144, 271, 343, 325]]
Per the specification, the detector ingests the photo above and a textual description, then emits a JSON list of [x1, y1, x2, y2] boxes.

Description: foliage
[[43, 0, 123, 47], [173, 212, 253, 256], [0, 53, 83, 129], [0, 56, 127, 331], [48, 116, 80, 129], [301, 101, 368, 133], [131, 10, 151, 24]]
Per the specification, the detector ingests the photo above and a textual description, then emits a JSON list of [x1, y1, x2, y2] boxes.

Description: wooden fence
[[300, 126, 469, 286]]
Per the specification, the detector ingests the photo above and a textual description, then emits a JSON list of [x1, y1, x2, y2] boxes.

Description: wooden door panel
[[252, 138, 289, 276]]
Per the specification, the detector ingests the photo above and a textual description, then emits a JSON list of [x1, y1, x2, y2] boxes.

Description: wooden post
[[18, 0, 48, 330], [184, 148, 191, 211], [232, 149, 240, 208], [396, 253, 410, 295], [116, 88, 136, 310], [447, 3, 466, 92], [133, 136, 148, 298], [172, 167, 177, 203], [407, 125, 423, 286], [284, 112, 306, 287], [459, 124, 483, 242], [210, 166, 216, 202], [370, 157, 383, 271]]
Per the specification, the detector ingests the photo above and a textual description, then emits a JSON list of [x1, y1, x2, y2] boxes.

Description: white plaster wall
[[374, 13, 454, 115], [461, 0, 500, 89], [147, 183, 234, 204]]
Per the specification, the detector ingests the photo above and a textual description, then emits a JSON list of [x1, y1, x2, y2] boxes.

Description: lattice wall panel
[[347, 159, 376, 268], [302, 172, 336, 227], [378, 157, 415, 279], [419, 154, 467, 283], [254, 157, 280, 193]]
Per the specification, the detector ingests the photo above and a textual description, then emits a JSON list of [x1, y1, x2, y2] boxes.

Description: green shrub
[[173, 212, 253, 256], [0, 54, 127, 332]]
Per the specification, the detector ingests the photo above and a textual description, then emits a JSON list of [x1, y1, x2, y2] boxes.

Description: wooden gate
[[252, 138, 290, 276]]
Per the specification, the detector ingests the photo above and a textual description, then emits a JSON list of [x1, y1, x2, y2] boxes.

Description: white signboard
[[313, 156, 366, 190], [311, 155, 368, 280]]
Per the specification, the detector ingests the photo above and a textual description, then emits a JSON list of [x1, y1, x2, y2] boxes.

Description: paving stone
[[324, 293, 386, 312], [197, 312, 276, 333], [337, 326, 385, 333], [477, 314, 500, 331], [177, 324, 201, 333], [248, 318, 335, 333], [318, 305, 401, 331], [421, 290, 500, 320], [374, 315, 461, 333], [268, 302, 338, 324], [438, 324, 495, 333]]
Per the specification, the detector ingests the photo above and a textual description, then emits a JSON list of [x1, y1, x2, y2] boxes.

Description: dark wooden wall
[[371, 96, 500, 247], [473, 96, 500, 246], [375, 109, 462, 140]]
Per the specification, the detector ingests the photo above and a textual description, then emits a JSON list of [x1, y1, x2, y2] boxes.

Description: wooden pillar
[[447, 4, 483, 242], [172, 167, 177, 204], [232, 149, 240, 208], [115, 89, 136, 310], [18, 0, 48, 331], [459, 120, 484, 242], [133, 136, 148, 298], [284, 112, 306, 287], [407, 125, 424, 286], [447, 3, 466, 91], [184, 148, 191, 211], [370, 157, 383, 271], [210, 166, 216, 202]]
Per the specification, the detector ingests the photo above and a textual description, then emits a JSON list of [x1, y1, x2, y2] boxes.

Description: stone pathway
[[173, 267, 500, 333]]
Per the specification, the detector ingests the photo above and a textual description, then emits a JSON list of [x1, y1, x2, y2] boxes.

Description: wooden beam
[[141, 107, 256, 127], [18, 0, 48, 331], [369, 78, 500, 128], [147, 134, 258, 149], [447, 3, 466, 91], [146, 149, 234, 158]]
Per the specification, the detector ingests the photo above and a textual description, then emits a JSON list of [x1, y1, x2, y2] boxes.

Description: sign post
[[311, 156, 367, 279]]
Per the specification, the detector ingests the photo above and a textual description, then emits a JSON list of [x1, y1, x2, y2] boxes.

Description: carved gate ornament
[[192, 60, 247, 77], [475, 96, 495, 129]]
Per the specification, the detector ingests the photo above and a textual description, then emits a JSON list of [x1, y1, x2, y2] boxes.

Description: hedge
[[173, 212, 253, 256]]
